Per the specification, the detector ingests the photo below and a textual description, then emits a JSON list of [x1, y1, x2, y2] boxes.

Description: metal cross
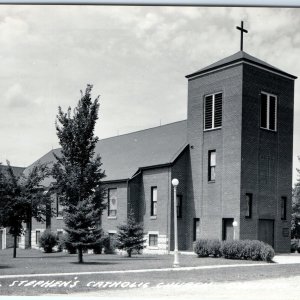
[[236, 21, 248, 51]]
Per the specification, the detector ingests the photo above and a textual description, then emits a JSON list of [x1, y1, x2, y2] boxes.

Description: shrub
[[58, 233, 77, 254], [220, 240, 274, 262], [291, 239, 299, 253], [260, 243, 275, 262], [116, 211, 145, 257], [92, 241, 103, 254], [39, 230, 58, 253], [195, 239, 275, 262], [207, 239, 222, 257], [194, 239, 210, 257]]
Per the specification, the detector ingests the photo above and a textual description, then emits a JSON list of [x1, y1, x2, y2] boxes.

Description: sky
[[0, 5, 299, 182]]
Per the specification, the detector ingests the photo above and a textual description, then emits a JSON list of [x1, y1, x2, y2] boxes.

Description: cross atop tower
[[236, 21, 248, 51]]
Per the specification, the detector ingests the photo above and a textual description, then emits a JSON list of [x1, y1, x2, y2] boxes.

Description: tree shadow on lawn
[[115, 256, 162, 261], [0, 265, 12, 269], [16, 254, 74, 259], [70, 261, 117, 265]]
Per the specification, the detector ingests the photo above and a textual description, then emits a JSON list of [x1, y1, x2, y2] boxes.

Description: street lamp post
[[232, 220, 238, 240], [171, 178, 180, 268]]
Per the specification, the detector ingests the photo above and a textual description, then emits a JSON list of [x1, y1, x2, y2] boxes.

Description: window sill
[[107, 216, 117, 220], [260, 127, 277, 133], [148, 246, 159, 249], [204, 127, 222, 132], [150, 216, 157, 220], [208, 180, 215, 184], [56, 217, 63, 220]]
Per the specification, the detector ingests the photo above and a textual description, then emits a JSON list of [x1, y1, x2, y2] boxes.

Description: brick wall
[[170, 148, 189, 250], [240, 64, 294, 252], [141, 167, 171, 253], [187, 65, 243, 244], [101, 181, 128, 234]]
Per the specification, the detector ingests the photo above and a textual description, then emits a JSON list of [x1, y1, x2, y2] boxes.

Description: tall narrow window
[[260, 92, 277, 131], [56, 195, 63, 217], [245, 193, 252, 218], [108, 188, 117, 217], [208, 150, 216, 182], [281, 196, 287, 220], [36, 230, 41, 245], [151, 187, 158, 216], [204, 92, 223, 130], [193, 218, 200, 241], [177, 195, 182, 218]]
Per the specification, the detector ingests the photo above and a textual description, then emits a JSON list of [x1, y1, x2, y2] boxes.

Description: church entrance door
[[258, 219, 274, 247], [222, 218, 234, 241]]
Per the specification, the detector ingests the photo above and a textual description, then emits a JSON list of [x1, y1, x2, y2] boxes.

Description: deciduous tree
[[0, 162, 50, 257]]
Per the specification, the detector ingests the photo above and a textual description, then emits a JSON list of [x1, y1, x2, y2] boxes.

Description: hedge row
[[194, 239, 275, 262], [39, 230, 117, 254]]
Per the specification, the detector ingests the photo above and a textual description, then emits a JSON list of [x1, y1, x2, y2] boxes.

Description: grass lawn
[[0, 248, 265, 276], [2, 248, 289, 296]]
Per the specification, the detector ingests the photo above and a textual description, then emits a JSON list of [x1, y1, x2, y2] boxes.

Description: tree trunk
[[128, 249, 132, 258], [78, 246, 83, 263], [28, 220, 32, 249], [13, 234, 17, 258]]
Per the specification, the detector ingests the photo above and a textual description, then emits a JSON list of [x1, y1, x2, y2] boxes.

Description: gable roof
[[0, 165, 25, 177], [186, 51, 297, 80], [25, 120, 188, 184]]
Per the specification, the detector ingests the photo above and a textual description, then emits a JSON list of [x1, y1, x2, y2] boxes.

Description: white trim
[[260, 91, 277, 132], [204, 92, 222, 131], [108, 230, 117, 234]]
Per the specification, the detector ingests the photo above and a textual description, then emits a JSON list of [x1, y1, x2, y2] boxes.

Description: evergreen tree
[[0, 162, 50, 257], [52, 84, 106, 263], [116, 211, 145, 257], [292, 163, 300, 239]]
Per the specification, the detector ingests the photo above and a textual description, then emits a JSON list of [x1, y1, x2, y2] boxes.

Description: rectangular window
[[108, 188, 117, 217], [281, 197, 287, 220], [57, 230, 63, 240], [204, 92, 223, 130], [208, 150, 216, 182], [151, 187, 158, 216], [193, 218, 200, 241], [149, 234, 158, 247], [260, 92, 277, 131], [177, 195, 182, 218], [36, 230, 41, 245], [245, 193, 252, 218], [56, 195, 63, 217]]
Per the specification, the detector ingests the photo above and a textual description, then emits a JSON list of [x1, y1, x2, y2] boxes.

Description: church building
[[23, 25, 296, 253]]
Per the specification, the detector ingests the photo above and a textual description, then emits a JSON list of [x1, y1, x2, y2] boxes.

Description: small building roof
[[25, 120, 188, 184], [0, 165, 26, 177], [186, 51, 297, 80]]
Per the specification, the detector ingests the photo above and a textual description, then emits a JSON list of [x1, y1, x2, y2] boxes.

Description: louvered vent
[[204, 92, 222, 130], [204, 95, 213, 130], [214, 93, 222, 128]]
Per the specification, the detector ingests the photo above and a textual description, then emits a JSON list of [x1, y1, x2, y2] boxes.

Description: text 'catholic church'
[[21, 23, 296, 253]]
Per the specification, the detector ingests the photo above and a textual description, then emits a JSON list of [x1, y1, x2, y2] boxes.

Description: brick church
[[13, 27, 297, 253]]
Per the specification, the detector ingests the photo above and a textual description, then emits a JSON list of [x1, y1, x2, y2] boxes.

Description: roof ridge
[[98, 119, 187, 142], [186, 51, 296, 79]]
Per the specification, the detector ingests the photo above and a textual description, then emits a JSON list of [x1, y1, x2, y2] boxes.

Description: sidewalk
[[273, 254, 300, 264]]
